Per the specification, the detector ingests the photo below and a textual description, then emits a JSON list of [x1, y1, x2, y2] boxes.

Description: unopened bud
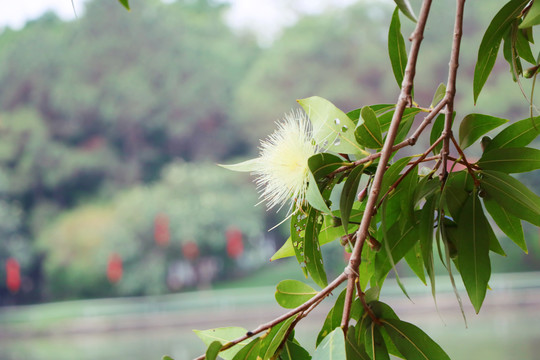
[[524, 65, 540, 79], [357, 187, 368, 202], [367, 236, 381, 252]]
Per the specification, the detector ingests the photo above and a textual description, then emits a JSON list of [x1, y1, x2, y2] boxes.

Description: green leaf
[[382, 319, 451, 360], [364, 323, 390, 360], [232, 338, 261, 360], [356, 107, 384, 149], [393, 0, 417, 22], [404, 242, 426, 285], [457, 194, 491, 313], [388, 8, 408, 88], [345, 326, 370, 360], [478, 147, 540, 173], [317, 288, 347, 345], [298, 96, 366, 155], [458, 114, 508, 149], [419, 196, 437, 299], [431, 83, 446, 108], [118, 0, 130, 10], [484, 115, 540, 152], [429, 114, 446, 155], [304, 207, 328, 287], [483, 196, 527, 253], [378, 108, 421, 133], [259, 316, 298, 360], [306, 153, 346, 213], [206, 341, 223, 360], [379, 157, 412, 198], [340, 165, 364, 231], [375, 218, 420, 283], [347, 104, 396, 126], [479, 170, 540, 227], [162, 356, 174, 360], [520, 0, 540, 28], [275, 280, 318, 309], [290, 212, 308, 276], [218, 158, 259, 172], [280, 340, 312, 360], [313, 328, 347, 360], [473, 0, 530, 103], [442, 171, 474, 220], [515, 25, 537, 63], [194, 327, 248, 360]]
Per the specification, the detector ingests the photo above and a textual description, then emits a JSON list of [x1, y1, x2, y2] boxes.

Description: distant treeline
[[0, 0, 537, 304]]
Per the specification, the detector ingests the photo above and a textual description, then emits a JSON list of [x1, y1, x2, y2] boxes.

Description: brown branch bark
[[340, 0, 434, 331], [441, 0, 466, 180]]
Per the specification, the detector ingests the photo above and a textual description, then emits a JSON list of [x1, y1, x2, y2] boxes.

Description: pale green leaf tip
[[217, 158, 259, 172]]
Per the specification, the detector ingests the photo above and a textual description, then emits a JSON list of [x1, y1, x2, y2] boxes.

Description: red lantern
[[107, 253, 123, 284], [182, 241, 200, 260], [5, 258, 21, 293], [154, 213, 170, 246], [226, 227, 244, 259]]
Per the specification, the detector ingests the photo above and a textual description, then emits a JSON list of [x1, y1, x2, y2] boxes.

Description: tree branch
[[441, 0, 466, 180], [340, 0, 434, 331]]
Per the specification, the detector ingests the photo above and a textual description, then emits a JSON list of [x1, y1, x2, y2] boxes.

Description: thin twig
[[441, 0, 466, 180], [193, 272, 348, 360], [340, 0, 434, 330], [377, 134, 444, 208], [450, 135, 479, 185]]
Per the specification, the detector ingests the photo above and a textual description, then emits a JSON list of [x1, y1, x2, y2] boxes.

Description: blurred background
[[0, 0, 539, 359]]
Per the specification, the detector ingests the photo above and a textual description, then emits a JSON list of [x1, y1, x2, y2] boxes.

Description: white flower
[[220, 110, 316, 214]]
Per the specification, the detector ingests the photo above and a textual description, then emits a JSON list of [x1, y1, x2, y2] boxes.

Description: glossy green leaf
[[457, 194, 491, 313], [442, 171, 474, 220], [356, 106, 384, 149], [290, 211, 308, 276], [378, 108, 421, 133], [307, 153, 345, 213], [232, 338, 261, 360], [484, 115, 540, 152], [393, 0, 417, 22], [483, 196, 527, 253], [429, 114, 446, 155], [317, 288, 347, 346], [379, 156, 412, 198], [382, 319, 451, 360], [479, 170, 540, 227], [162, 356, 174, 360], [194, 327, 248, 360], [345, 326, 370, 360], [515, 25, 537, 63], [340, 165, 364, 232], [313, 328, 347, 360], [394, 109, 420, 144], [431, 83, 446, 108], [473, 0, 530, 103], [458, 114, 508, 149], [388, 8, 408, 88], [365, 323, 390, 360], [304, 207, 328, 287], [478, 147, 540, 173], [205, 341, 223, 360], [118, 0, 130, 10], [298, 96, 366, 155], [404, 242, 426, 285], [275, 280, 318, 309], [419, 196, 437, 298], [279, 340, 312, 360], [375, 218, 420, 283], [347, 104, 396, 126], [259, 316, 298, 360], [520, 0, 540, 28]]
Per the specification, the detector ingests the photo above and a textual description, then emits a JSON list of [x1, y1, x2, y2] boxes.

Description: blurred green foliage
[[0, 0, 538, 304]]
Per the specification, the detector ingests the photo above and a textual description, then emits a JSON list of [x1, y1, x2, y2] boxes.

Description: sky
[[0, 0, 360, 43]]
